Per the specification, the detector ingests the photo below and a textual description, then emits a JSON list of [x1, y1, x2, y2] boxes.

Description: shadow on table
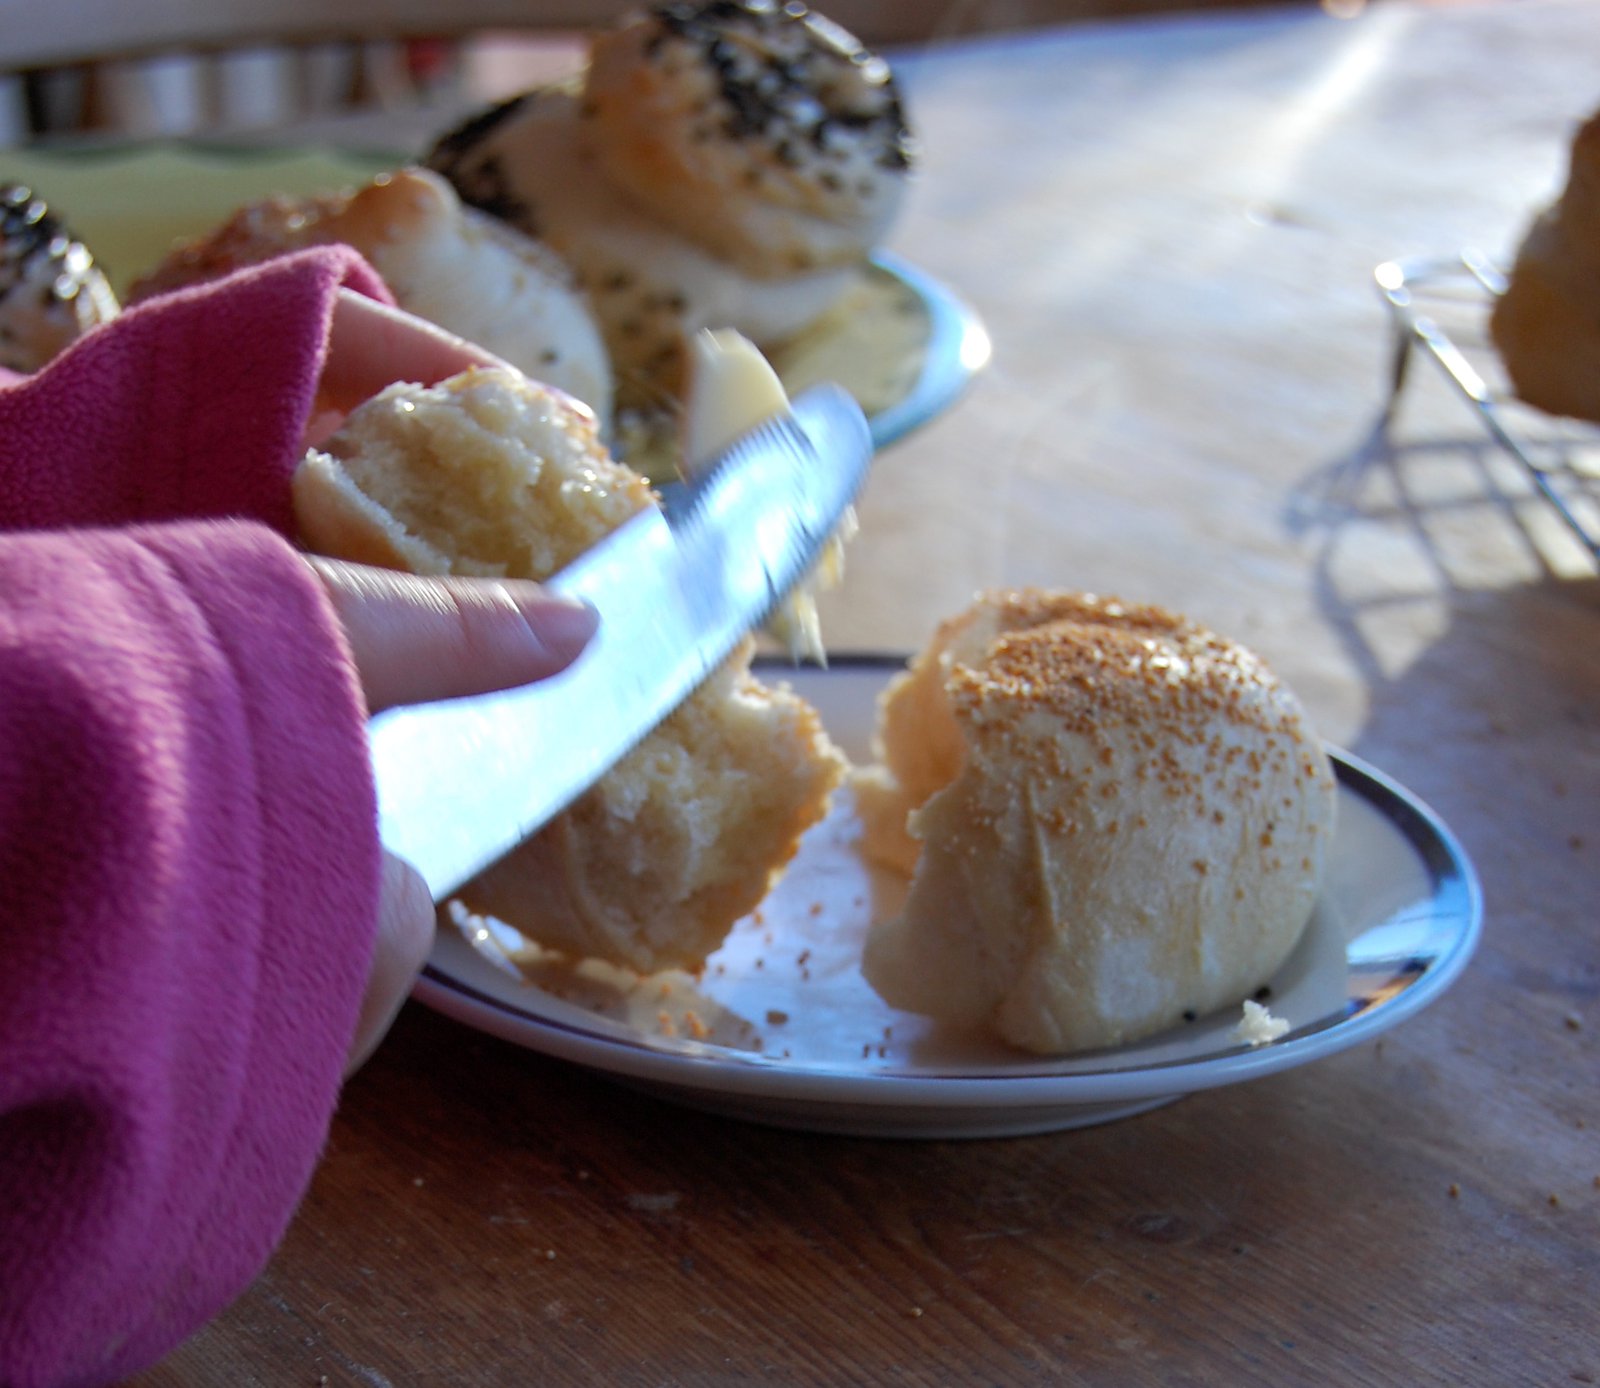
[[1284, 403, 1599, 896]]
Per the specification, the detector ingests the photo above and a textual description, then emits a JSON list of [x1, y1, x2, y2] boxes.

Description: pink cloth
[[0, 248, 391, 1387]]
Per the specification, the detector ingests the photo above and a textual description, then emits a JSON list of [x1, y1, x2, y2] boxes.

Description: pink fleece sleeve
[[0, 248, 393, 1386], [0, 244, 389, 533]]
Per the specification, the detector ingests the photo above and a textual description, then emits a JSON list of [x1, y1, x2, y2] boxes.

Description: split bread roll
[[856, 590, 1339, 1056], [131, 168, 614, 426], [1490, 106, 1600, 424], [294, 363, 845, 974]]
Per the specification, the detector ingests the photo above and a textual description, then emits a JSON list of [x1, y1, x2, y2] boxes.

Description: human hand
[[307, 558, 598, 1076], [303, 287, 512, 450]]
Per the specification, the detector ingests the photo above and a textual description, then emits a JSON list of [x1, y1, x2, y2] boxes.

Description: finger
[[309, 290, 514, 445], [309, 557, 598, 713], [344, 851, 435, 1077]]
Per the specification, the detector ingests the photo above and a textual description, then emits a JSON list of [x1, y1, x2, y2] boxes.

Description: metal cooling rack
[[1374, 252, 1600, 565]]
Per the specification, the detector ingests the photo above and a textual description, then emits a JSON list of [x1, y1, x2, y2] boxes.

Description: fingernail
[[525, 597, 598, 664]]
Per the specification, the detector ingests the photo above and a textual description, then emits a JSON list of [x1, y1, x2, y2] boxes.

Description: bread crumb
[[1448, 1183, 1461, 1199], [1565, 1013, 1583, 1032], [1548, 1193, 1561, 1209], [413, 1177, 425, 1188], [1232, 998, 1290, 1046], [765, 1009, 789, 1025], [908, 1306, 924, 1318], [547, 1249, 558, 1260]]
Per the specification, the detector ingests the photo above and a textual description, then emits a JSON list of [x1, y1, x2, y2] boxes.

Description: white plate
[[415, 658, 1482, 1139]]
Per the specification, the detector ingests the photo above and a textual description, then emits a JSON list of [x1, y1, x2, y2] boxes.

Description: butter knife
[[367, 383, 873, 901]]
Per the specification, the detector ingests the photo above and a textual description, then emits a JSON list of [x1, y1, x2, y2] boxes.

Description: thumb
[[308, 557, 597, 713]]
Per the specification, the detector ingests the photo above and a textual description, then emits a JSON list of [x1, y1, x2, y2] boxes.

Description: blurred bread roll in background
[[132, 168, 614, 427], [583, 1, 914, 277], [856, 590, 1338, 1056], [1, 183, 120, 372], [427, 0, 913, 411], [1490, 106, 1600, 425]]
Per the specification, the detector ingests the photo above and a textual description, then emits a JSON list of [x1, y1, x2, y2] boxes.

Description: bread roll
[[131, 168, 614, 425], [0, 183, 120, 372], [583, 0, 914, 278], [1490, 107, 1600, 424], [294, 366, 845, 973], [857, 590, 1338, 1056], [428, 84, 856, 409]]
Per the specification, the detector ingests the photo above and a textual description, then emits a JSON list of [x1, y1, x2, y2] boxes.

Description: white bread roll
[[1490, 107, 1600, 425], [857, 590, 1338, 1056], [130, 168, 614, 426], [1, 183, 120, 372], [428, 83, 856, 409], [319, 169, 613, 425], [293, 366, 845, 974], [583, 0, 914, 278]]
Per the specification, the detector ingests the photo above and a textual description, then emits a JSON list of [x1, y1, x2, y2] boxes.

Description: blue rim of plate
[[415, 655, 1483, 1109], [863, 251, 991, 451]]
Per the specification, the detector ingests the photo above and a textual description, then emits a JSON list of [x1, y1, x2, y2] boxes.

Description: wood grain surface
[[135, 1, 1598, 1382]]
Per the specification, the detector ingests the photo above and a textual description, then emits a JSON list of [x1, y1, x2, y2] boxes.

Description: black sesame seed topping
[[641, 1, 913, 174]]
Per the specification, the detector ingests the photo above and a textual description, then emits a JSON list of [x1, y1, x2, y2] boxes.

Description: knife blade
[[367, 383, 873, 901]]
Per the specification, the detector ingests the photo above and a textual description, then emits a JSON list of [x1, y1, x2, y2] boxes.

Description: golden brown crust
[[584, 1, 913, 278], [1491, 108, 1600, 424], [428, 85, 857, 412], [129, 168, 614, 424]]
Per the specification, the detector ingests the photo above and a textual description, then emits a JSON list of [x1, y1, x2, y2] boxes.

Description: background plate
[[415, 657, 1483, 1139], [4, 143, 988, 450]]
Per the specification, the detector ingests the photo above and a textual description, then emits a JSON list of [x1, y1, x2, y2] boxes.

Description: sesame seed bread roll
[[857, 590, 1338, 1056], [1490, 107, 1600, 425], [130, 168, 614, 426], [428, 83, 855, 409], [583, 0, 915, 278], [1, 184, 120, 372], [293, 365, 845, 974]]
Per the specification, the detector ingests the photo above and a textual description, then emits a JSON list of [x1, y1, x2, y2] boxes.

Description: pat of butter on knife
[[683, 328, 856, 663], [683, 328, 794, 474]]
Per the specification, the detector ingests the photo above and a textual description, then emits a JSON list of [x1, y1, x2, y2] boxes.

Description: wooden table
[[137, 2, 1599, 1382]]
